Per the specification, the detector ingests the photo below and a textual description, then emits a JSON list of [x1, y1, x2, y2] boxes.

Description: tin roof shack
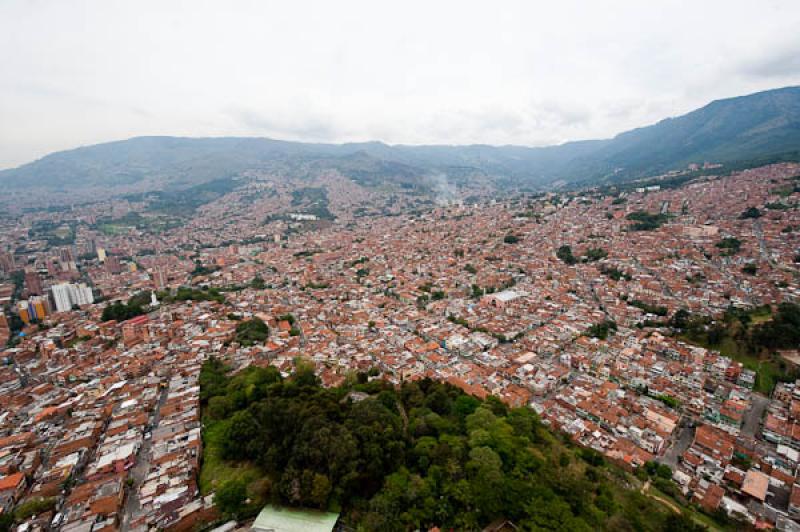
[[251, 505, 340, 532]]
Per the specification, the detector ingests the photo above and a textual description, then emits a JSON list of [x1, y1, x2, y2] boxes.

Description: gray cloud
[[738, 40, 800, 79], [1, 0, 800, 168], [228, 107, 339, 142]]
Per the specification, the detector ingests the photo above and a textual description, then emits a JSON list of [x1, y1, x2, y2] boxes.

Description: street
[[120, 383, 170, 531], [741, 393, 769, 439], [659, 424, 695, 468]]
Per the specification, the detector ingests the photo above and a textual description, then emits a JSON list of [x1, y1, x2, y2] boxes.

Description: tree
[[215, 479, 247, 517], [466, 446, 505, 518], [742, 263, 758, 275], [424, 388, 453, 415], [740, 206, 762, 219], [663, 513, 706, 532], [557, 245, 577, 265], [13, 497, 56, 521], [715, 237, 742, 255], [0, 512, 13, 532], [655, 394, 679, 409], [471, 284, 484, 298], [453, 395, 480, 420], [752, 303, 800, 350], [585, 320, 617, 340], [669, 309, 690, 330], [310, 473, 332, 508], [235, 317, 269, 346], [199, 356, 229, 404], [506, 407, 541, 442], [6, 312, 24, 334], [222, 410, 261, 460], [207, 395, 232, 419], [584, 248, 608, 262], [466, 406, 498, 433], [293, 357, 319, 387], [600, 264, 631, 281]]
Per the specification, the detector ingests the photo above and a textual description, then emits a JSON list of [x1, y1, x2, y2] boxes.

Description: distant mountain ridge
[[3, 86, 800, 194]]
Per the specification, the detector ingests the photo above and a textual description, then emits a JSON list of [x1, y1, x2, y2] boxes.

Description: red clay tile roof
[[0, 472, 25, 491]]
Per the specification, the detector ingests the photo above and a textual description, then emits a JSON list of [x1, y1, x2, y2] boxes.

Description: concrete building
[[52, 283, 94, 313]]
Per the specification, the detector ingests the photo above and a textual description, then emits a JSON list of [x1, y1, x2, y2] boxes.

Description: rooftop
[[251, 504, 339, 532]]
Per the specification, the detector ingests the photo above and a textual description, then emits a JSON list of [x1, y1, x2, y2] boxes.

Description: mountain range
[[3, 86, 800, 197]]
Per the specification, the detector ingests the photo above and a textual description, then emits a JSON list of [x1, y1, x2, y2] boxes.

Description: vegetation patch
[[101, 291, 152, 322], [584, 247, 608, 262], [626, 211, 670, 231], [556, 245, 577, 265], [629, 299, 668, 317], [234, 317, 269, 346], [198, 359, 707, 530], [161, 286, 225, 304], [599, 264, 632, 281], [585, 320, 618, 340], [739, 206, 762, 219], [715, 237, 742, 256]]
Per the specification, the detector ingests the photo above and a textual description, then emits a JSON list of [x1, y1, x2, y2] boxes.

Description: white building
[[51, 282, 94, 312], [51, 283, 72, 313]]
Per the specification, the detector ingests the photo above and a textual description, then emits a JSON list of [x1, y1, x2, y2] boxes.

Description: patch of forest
[[199, 358, 707, 531]]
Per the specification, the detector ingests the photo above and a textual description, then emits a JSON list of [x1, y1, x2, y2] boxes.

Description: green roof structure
[[251, 504, 340, 532]]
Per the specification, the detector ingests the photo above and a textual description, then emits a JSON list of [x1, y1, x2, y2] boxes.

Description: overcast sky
[[1, 0, 799, 169]]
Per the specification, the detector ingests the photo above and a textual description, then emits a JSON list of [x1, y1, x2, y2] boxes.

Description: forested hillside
[[199, 359, 709, 531]]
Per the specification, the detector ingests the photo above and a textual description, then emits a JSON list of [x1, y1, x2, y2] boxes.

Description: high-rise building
[[73, 283, 94, 306], [24, 270, 43, 295], [97, 248, 107, 263], [15, 297, 50, 323], [51, 282, 94, 313], [105, 256, 122, 274], [51, 283, 72, 313], [17, 300, 31, 324], [30, 296, 49, 320], [0, 251, 14, 273], [59, 248, 74, 263]]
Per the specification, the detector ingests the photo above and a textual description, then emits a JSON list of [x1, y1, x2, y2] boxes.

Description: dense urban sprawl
[[1, 162, 800, 530]]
